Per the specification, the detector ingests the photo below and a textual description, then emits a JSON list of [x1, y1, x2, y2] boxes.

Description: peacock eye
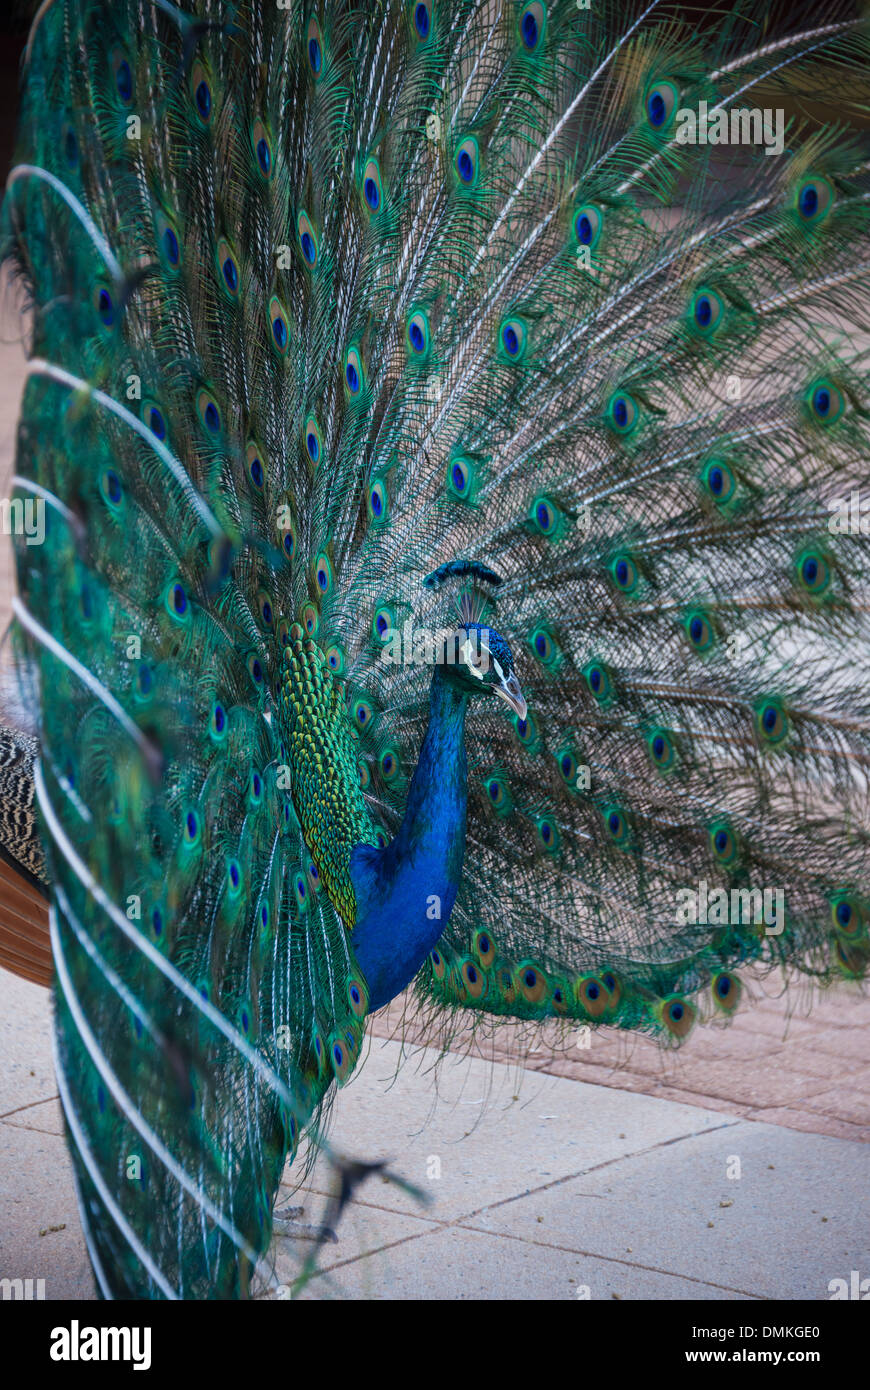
[[257, 591, 274, 628], [269, 296, 290, 355], [313, 552, 333, 595], [604, 807, 628, 844], [380, 748, 400, 782], [93, 284, 115, 329], [796, 176, 834, 224], [216, 238, 240, 296], [362, 157, 383, 213], [537, 817, 558, 852], [307, 18, 324, 76], [190, 61, 213, 123], [406, 309, 431, 357], [709, 820, 738, 864], [252, 119, 273, 179], [446, 456, 475, 502], [113, 53, 133, 103], [700, 457, 736, 507], [573, 203, 602, 249], [246, 442, 266, 490], [685, 610, 715, 652], [499, 317, 527, 361], [156, 209, 181, 270], [529, 624, 559, 667], [830, 895, 862, 936], [298, 211, 318, 268], [135, 664, 154, 700], [325, 644, 345, 674], [196, 388, 222, 439], [210, 701, 227, 741], [517, 961, 548, 1002], [530, 495, 559, 536], [303, 414, 323, 466], [584, 660, 612, 702], [368, 479, 388, 523], [352, 696, 374, 730], [294, 872, 308, 908], [611, 553, 638, 593], [645, 80, 678, 130], [455, 136, 480, 188], [712, 972, 741, 1014], [607, 391, 639, 435], [345, 346, 365, 396], [165, 580, 189, 622], [647, 728, 675, 771], [518, 2, 546, 51], [689, 287, 725, 337], [412, 0, 432, 41], [163, 226, 179, 264], [515, 709, 538, 748], [373, 605, 395, 640], [145, 403, 166, 440], [755, 699, 788, 745], [348, 978, 367, 1017], [474, 930, 495, 966], [558, 750, 576, 784], [795, 549, 831, 598], [807, 377, 845, 425], [100, 469, 123, 508]]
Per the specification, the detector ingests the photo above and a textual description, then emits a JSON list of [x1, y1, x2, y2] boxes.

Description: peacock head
[[424, 560, 526, 717], [441, 621, 527, 719]]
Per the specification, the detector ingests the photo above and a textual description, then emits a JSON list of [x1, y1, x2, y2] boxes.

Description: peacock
[[1, 0, 868, 1299]]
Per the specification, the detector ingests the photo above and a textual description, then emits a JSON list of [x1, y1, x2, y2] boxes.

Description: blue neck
[[350, 668, 469, 1012]]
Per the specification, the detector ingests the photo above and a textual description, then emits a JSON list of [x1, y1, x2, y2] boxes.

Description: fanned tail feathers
[[3, 0, 869, 1297]]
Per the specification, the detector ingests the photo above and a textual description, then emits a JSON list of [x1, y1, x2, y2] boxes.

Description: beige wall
[[0, 271, 31, 721], [0, 274, 28, 620]]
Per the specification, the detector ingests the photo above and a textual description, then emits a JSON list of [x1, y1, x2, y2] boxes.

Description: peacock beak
[[494, 672, 527, 722]]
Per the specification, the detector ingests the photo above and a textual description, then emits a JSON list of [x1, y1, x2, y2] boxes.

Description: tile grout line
[[286, 1226, 448, 1282], [290, 1117, 745, 1231], [434, 1117, 745, 1227], [293, 1205, 764, 1300], [450, 1223, 766, 1300], [0, 1093, 59, 1120], [0, 1116, 62, 1136], [285, 1115, 743, 1224], [288, 1118, 745, 1283]]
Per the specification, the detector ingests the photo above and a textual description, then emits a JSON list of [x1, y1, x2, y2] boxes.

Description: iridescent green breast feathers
[[281, 623, 378, 926]]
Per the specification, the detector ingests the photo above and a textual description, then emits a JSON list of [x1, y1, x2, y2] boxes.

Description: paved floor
[[371, 973, 870, 1144], [2, 966, 868, 1301]]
